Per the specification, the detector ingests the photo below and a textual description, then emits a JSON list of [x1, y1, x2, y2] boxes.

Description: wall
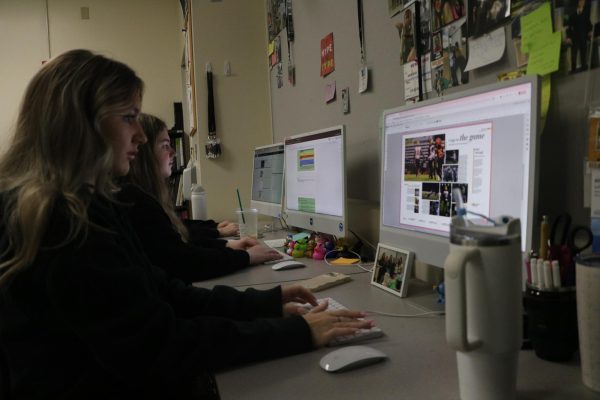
[[190, 0, 273, 222], [0, 0, 49, 151], [0, 0, 183, 152], [268, 1, 600, 268]]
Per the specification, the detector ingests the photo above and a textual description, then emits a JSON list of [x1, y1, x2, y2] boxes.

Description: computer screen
[[251, 143, 285, 218], [284, 125, 346, 237], [380, 76, 540, 268]]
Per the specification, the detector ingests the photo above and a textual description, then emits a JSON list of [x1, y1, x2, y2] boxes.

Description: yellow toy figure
[[305, 239, 315, 258]]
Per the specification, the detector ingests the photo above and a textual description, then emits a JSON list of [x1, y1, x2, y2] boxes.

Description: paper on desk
[[329, 257, 361, 265], [465, 27, 505, 72]]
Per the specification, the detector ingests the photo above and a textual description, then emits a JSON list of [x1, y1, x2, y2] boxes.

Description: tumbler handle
[[444, 247, 483, 352]]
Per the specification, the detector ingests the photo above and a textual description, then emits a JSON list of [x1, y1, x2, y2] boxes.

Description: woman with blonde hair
[[0, 49, 372, 399], [120, 113, 282, 283]]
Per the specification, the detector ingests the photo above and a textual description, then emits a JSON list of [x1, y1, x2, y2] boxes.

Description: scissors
[[549, 213, 593, 286], [549, 213, 593, 255]]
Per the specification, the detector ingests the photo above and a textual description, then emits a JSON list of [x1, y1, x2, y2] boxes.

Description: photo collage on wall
[[390, 0, 470, 99]]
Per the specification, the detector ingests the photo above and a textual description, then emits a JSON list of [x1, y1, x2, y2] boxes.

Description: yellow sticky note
[[526, 31, 561, 76], [267, 40, 275, 56], [329, 257, 361, 265], [521, 2, 552, 54]]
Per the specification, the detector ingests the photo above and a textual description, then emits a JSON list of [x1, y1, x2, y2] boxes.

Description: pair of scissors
[[549, 213, 593, 255], [549, 213, 593, 286]]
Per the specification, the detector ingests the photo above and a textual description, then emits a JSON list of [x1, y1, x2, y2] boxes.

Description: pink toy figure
[[312, 241, 326, 260]]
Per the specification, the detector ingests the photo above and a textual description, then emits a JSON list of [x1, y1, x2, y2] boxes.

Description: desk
[[194, 230, 369, 289], [211, 274, 600, 399]]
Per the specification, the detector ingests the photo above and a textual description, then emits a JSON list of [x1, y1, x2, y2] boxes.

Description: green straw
[[236, 188, 245, 223]]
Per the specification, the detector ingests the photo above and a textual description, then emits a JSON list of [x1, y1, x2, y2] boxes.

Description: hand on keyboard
[[300, 298, 382, 347], [247, 244, 285, 265]]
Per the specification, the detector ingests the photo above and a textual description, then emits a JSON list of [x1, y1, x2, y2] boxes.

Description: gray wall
[[269, 0, 600, 251]]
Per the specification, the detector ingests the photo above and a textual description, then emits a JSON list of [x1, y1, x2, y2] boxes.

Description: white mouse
[[319, 345, 387, 372], [271, 260, 306, 271]]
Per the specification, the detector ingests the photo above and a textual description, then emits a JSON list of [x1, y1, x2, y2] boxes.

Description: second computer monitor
[[251, 143, 285, 218], [284, 125, 347, 237]]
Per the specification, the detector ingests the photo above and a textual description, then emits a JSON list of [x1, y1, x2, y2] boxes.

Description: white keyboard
[[302, 297, 384, 346]]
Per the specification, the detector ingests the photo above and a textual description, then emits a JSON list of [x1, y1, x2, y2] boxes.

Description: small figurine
[[305, 239, 315, 258], [286, 240, 295, 256], [312, 239, 326, 260], [292, 238, 307, 258], [434, 282, 445, 304]]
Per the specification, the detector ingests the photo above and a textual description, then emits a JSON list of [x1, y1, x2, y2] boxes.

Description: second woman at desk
[[120, 113, 282, 283]]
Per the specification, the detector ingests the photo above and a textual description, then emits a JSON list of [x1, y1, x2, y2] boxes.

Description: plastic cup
[[576, 255, 600, 392], [236, 208, 258, 239]]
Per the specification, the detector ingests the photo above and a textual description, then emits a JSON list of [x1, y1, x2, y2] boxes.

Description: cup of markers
[[524, 257, 578, 362]]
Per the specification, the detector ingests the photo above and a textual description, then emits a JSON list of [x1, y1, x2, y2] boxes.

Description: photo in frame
[[371, 244, 414, 298]]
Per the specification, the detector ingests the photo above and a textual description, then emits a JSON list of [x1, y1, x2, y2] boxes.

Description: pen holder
[[523, 285, 578, 362]]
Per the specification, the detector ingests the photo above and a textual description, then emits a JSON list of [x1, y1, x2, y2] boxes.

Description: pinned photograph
[[468, 0, 511, 37], [396, 3, 419, 65], [372, 244, 414, 298], [432, 0, 466, 31]]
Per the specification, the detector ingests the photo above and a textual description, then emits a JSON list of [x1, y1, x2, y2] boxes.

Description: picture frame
[[371, 243, 414, 298]]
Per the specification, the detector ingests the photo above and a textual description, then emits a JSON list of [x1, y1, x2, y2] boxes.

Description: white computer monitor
[[284, 125, 347, 237], [380, 76, 540, 268], [251, 143, 285, 218]]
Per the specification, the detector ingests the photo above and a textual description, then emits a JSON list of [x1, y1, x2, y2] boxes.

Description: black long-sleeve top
[[0, 191, 313, 399], [117, 184, 248, 283]]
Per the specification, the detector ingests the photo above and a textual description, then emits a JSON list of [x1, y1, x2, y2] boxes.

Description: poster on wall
[[394, 2, 423, 101], [321, 33, 335, 76]]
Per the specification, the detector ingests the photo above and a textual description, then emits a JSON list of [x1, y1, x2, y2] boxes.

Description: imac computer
[[251, 143, 285, 218], [380, 76, 540, 268], [284, 126, 347, 237]]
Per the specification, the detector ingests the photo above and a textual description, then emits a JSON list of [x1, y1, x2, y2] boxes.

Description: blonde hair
[[126, 113, 189, 241], [0, 49, 144, 286]]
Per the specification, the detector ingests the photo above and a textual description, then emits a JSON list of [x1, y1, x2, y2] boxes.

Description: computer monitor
[[251, 143, 285, 218], [380, 76, 540, 268], [284, 125, 347, 237]]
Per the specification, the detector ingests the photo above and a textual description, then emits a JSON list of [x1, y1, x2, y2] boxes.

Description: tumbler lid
[[450, 216, 521, 247]]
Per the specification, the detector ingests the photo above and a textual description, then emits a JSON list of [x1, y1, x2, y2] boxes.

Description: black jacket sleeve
[[185, 219, 220, 240], [118, 184, 249, 283], [46, 222, 312, 389]]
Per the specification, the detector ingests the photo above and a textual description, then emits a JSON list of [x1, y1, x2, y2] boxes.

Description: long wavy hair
[[126, 113, 189, 241], [0, 49, 144, 286]]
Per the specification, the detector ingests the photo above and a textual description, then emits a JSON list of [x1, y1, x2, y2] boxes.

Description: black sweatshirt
[[0, 191, 312, 399], [117, 184, 249, 283]]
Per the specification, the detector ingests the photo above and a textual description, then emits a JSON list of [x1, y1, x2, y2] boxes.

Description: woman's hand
[[281, 285, 318, 316], [246, 244, 283, 265], [217, 220, 238, 237], [302, 301, 374, 347], [226, 237, 259, 250]]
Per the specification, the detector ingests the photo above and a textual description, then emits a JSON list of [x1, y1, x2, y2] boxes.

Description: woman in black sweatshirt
[[119, 113, 282, 283], [0, 49, 371, 399]]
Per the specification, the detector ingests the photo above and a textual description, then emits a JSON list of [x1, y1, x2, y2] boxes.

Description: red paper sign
[[320, 33, 335, 77]]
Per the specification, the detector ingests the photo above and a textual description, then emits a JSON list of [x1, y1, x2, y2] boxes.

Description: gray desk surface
[[211, 273, 600, 400], [194, 230, 369, 289]]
